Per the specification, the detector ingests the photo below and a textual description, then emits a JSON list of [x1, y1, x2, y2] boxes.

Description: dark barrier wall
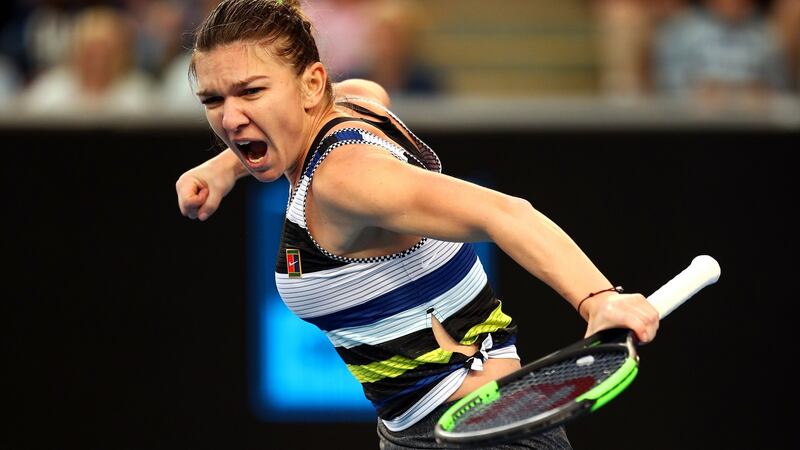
[[4, 126, 797, 450]]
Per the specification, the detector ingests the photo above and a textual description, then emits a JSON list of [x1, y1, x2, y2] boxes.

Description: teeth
[[238, 141, 250, 145]]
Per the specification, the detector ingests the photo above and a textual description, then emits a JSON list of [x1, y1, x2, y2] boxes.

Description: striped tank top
[[274, 100, 519, 431]]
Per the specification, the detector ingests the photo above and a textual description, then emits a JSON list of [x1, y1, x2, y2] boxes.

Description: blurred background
[[3, 1, 798, 449], [1, 0, 798, 119]]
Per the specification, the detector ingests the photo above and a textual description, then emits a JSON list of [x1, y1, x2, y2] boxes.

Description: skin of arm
[[310, 146, 660, 342], [175, 149, 248, 221]]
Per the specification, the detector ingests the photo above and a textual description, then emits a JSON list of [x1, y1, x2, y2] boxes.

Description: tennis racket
[[434, 255, 721, 447]]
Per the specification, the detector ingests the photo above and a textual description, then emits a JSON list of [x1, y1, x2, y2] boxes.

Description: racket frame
[[435, 328, 638, 447]]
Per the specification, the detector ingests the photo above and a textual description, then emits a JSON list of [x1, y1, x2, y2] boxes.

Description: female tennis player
[[175, 1, 659, 448]]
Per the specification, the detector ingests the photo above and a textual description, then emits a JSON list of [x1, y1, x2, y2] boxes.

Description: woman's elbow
[[481, 195, 535, 236], [334, 79, 391, 107], [502, 196, 535, 216]]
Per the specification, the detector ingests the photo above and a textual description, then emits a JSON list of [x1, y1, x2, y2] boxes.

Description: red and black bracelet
[[577, 286, 624, 314]]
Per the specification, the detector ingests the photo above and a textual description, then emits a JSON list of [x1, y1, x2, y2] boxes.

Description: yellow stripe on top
[[347, 349, 454, 383], [346, 302, 513, 384], [460, 301, 513, 346]]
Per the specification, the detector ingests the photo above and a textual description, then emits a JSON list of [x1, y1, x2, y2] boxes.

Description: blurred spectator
[[651, 0, 790, 102], [303, 0, 442, 96], [0, 53, 22, 103], [159, 50, 203, 115], [351, 0, 442, 96], [302, 0, 372, 81], [21, 1, 74, 81], [125, 0, 191, 79], [772, 0, 800, 90], [592, 0, 653, 96], [20, 6, 155, 115], [157, 0, 220, 115], [2, 2, 33, 84], [592, 0, 693, 97]]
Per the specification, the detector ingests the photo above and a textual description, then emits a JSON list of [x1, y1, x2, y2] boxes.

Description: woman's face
[[194, 41, 308, 183]]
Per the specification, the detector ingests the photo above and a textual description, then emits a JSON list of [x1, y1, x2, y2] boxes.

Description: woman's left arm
[[313, 146, 659, 341]]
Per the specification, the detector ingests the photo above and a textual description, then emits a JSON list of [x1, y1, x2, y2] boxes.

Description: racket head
[[434, 328, 638, 447]]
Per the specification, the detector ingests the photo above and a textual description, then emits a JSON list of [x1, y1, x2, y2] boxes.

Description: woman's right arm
[[176, 78, 389, 221], [175, 149, 247, 221]]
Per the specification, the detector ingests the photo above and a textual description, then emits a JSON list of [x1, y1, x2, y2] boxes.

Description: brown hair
[[190, 0, 332, 99]]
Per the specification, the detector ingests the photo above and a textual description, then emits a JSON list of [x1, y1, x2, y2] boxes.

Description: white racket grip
[[647, 255, 721, 319]]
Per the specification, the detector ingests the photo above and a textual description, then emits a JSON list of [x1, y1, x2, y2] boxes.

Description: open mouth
[[235, 141, 268, 164]]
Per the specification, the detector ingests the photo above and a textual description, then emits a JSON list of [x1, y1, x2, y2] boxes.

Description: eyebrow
[[196, 75, 270, 97]]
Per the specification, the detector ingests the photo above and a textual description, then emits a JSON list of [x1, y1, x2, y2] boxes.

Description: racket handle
[[647, 255, 721, 319]]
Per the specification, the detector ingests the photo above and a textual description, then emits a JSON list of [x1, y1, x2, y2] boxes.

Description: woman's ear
[[301, 62, 328, 109]]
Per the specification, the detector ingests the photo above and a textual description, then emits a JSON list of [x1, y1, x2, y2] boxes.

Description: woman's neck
[[286, 100, 346, 187]]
